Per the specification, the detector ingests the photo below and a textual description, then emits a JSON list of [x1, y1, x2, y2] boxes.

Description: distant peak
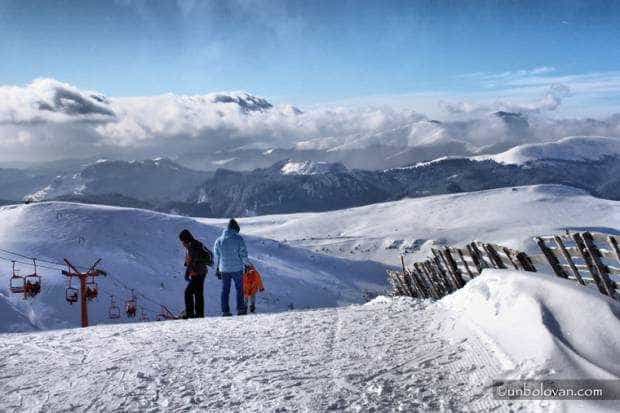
[[211, 91, 273, 112]]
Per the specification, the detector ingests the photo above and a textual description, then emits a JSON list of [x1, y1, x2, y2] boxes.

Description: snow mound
[[441, 269, 620, 380], [476, 136, 620, 165], [0, 202, 387, 332], [280, 160, 347, 175]]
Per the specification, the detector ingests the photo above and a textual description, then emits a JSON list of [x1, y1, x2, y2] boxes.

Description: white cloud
[[0, 77, 619, 163], [438, 84, 572, 116]]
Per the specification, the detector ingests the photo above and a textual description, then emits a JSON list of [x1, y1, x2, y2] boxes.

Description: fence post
[[536, 237, 569, 279], [608, 236, 620, 266], [516, 252, 537, 272], [469, 242, 490, 273], [456, 248, 475, 278], [443, 248, 465, 288], [553, 235, 585, 285], [484, 244, 507, 269], [572, 233, 613, 297], [431, 253, 456, 292], [581, 232, 616, 298], [502, 247, 520, 270]]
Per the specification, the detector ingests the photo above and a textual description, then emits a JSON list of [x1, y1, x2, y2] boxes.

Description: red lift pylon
[[61, 258, 107, 327]]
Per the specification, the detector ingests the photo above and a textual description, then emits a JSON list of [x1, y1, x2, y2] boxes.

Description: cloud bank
[[0, 78, 619, 162]]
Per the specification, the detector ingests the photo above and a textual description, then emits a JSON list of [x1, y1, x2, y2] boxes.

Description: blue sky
[[1, 0, 620, 115]]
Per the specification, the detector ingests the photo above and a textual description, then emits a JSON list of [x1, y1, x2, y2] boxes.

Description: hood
[[221, 228, 239, 238]]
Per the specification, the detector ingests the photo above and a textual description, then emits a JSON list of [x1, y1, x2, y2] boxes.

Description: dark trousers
[[221, 271, 246, 314], [185, 275, 205, 318]]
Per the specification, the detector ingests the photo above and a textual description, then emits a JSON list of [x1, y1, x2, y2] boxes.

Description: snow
[[201, 184, 620, 267], [1, 270, 617, 411], [442, 270, 620, 381], [474, 136, 620, 165], [280, 160, 346, 175], [0, 202, 387, 332]]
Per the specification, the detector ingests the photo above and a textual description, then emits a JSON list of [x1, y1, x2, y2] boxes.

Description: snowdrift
[[0, 202, 388, 332], [475, 136, 620, 165], [441, 270, 620, 380], [202, 184, 620, 266]]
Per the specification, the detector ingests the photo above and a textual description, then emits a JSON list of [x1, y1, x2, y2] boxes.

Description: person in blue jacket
[[214, 219, 252, 316]]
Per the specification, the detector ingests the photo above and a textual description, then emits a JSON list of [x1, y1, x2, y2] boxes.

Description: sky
[[1, 0, 619, 113], [0, 0, 620, 162]]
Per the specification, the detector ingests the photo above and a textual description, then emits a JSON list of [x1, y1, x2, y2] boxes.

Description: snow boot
[[222, 312, 232, 317], [250, 304, 256, 313]]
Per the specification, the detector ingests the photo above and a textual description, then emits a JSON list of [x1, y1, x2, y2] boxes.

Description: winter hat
[[228, 219, 240, 233], [179, 229, 194, 242]]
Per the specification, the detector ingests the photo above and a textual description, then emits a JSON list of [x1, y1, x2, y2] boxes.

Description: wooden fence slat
[[572, 233, 612, 297], [434, 250, 461, 290], [456, 248, 475, 278], [502, 247, 520, 270], [418, 262, 441, 299], [553, 235, 586, 286], [432, 256, 455, 294], [484, 243, 507, 269], [443, 248, 466, 288], [608, 236, 620, 266], [466, 244, 483, 275], [516, 252, 537, 272], [581, 232, 617, 298], [536, 237, 569, 278], [425, 260, 447, 298]]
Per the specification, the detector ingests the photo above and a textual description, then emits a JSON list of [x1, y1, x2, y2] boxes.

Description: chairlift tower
[[62, 258, 107, 327]]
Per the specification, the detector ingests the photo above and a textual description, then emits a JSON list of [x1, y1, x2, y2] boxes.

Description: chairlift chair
[[85, 275, 98, 301], [109, 295, 121, 319], [9, 261, 25, 294], [23, 259, 41, 299], [65, 271, 79, 304], [125, 289, 137, 318]]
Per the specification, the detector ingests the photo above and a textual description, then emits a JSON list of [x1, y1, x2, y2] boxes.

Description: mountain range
[[0, 136, 618, 217]]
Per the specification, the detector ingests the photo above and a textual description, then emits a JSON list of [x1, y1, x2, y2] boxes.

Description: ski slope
[[0, 202, 387, 333], [1, 269, 618, 412], [201, 184, 620, 266]]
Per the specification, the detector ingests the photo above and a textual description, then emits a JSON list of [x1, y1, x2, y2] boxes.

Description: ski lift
[[85, 273, 98, 301], [125, 290, 137, 318], [109, 295, 121, 319], [9, 261, 25, 294], [65, 268, 79, 304], [23, 259, 41, 299]]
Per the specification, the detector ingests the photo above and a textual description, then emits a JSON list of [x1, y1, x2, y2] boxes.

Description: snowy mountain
[[23, 158, 211, 203], [201, 184, 620, 266], [0, 202, 387, 332], [189, 154, 620, 217], [474, 135, 620, 165]]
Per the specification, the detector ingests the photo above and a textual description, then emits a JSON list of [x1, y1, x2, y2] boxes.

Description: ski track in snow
[[0, 298, 546, 412]]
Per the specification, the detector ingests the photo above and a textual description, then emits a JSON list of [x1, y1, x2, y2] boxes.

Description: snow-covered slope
[[200, 184, 620, 266], [0, 202, 387, 332], [1, 270, 618, 412], [280, 160, 347, 175], [25, 158, 210, 202], [475, 136, 620, 165]]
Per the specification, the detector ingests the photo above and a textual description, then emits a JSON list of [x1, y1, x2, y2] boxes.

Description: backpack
[[196, 244, 214, 267]]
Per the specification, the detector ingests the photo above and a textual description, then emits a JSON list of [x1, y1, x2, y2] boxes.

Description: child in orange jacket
[[243, 267, 265, 313]]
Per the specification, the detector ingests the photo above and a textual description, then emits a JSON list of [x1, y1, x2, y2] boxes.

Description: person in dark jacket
[[179, 229, 207, 318], [213, 219, 252, 316]]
